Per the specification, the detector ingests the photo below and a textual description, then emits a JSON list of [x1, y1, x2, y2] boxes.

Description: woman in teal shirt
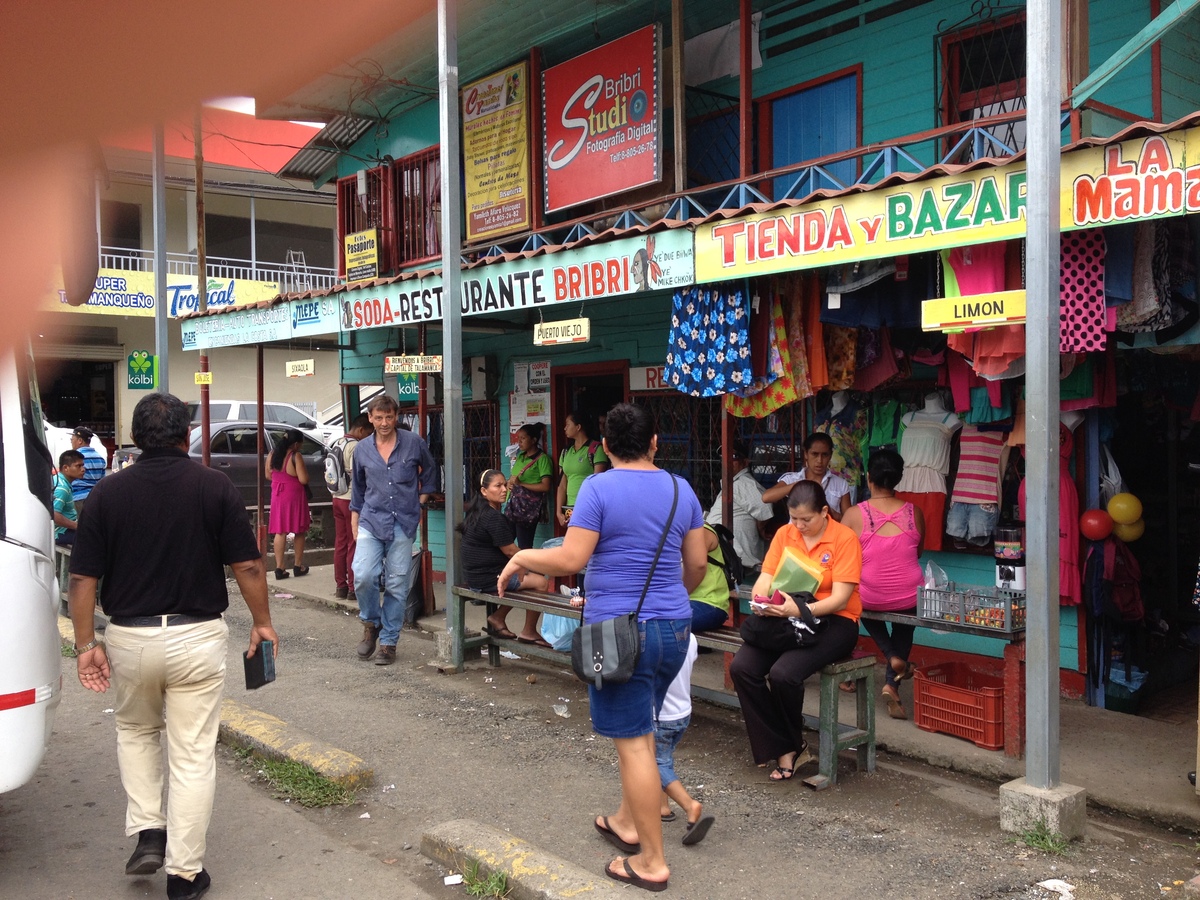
[[555, 409, 608, 528]]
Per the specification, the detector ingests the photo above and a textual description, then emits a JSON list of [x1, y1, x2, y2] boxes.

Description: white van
[[0, 341, 62, 793], [187, 400, 343, 445]]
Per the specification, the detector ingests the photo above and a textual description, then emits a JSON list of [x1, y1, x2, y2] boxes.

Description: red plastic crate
[[912, 662, 1005, 750]]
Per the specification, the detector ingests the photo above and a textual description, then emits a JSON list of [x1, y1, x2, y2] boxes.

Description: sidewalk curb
[[422, 819, 625, 900], [218, 698, 374, 790]]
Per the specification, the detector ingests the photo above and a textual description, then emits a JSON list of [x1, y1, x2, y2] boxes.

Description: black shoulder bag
[[571, 474, 679, 690]]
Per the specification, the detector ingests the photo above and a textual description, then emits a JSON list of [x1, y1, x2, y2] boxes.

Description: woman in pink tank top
[[841, 449, 925, 720]]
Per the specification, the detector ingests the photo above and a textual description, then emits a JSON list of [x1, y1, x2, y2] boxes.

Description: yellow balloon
[[1106, 492, 1143, 525], [1112, 518, 1145, 542]]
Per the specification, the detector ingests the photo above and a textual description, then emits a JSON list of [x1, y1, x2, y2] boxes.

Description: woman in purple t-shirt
[[498, 403, 707, 892]]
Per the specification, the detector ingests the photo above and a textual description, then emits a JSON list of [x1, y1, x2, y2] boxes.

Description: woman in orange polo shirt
[[730, 480, 862, 781]]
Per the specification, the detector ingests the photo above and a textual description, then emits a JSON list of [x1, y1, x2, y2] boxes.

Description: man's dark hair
[[602, 402, 654, 462], [367, 394, 400, 415], [58, 449, 84, 470], [131, 393, 191, 451], [349, 413, 372, 433]]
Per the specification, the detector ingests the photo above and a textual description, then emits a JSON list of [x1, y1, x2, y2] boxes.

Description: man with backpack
[[706, 441, 773, 575], [327, 414, 373, 601]]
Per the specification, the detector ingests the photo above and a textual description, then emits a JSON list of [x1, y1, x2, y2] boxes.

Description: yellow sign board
[[921, 290, 1026, 331], [194, 371, 213, 385], [533, 317, 591, 346], [462, 61, 531, 242], [384, 355, 443, 374], [286, 358, 315, 377], [45, 268, 281, 317], [344, 229, 379, 282]]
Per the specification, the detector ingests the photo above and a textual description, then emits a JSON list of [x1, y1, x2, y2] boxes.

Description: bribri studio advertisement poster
[[542, 24, 661, 214]]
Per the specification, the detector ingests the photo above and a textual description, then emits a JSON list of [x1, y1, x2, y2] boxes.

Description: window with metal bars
[[393, 147, 442, 265], [400, 400, 499, 499], [938, 10, 1027, 162], [336, 166, 398, 277]]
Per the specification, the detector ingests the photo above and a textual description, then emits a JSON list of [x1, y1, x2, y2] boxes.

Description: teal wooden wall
[[1161, 7, 1200, 123], [331, 102, 441, 182], [1088, 0, 1154, 131]]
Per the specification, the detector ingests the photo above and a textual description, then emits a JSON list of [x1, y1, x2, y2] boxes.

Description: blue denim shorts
[[945, 501, 1000, 544], [654, 714, 690, 787], [588, 617, 690, 739], [469, 572, 522, 595]]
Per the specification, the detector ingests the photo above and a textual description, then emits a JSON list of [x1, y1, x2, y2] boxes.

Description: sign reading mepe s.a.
[[543, 24, 661, 213]]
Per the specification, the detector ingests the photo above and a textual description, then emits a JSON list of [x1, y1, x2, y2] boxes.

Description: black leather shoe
[[125, 827, 166, 875], [167, 869, 211, 900], [1189, 771, 1196, 786]]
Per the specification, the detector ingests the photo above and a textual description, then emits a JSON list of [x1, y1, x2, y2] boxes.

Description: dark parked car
[[114, 421, 333, 508]]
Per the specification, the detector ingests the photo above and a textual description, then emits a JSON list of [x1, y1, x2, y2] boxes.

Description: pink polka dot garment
[[1059, 229, 1107, 352]]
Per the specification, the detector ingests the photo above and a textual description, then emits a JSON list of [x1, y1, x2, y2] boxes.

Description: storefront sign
[[180, 303, 291, 349], [396, 373, 420, 400], [384, 355, 443, 374], [629, 365, 667, 391], [286, 358, 315, 377], [47, 269, 280, 318], [126, 351, 157, 390], [463, 62, 532, 241], [194, 371, 213, 385], [921, 291, 1027, 331], [533, 316, 590, 346], [344, 229, 379, 282], [1067, 131, 1200, 226], [289, 296, 344, 338], [542, 25, 661, 213]]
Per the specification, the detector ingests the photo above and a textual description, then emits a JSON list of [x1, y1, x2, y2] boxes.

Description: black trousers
[[861, 612, 916, 689], [730, 614, 859, 764]]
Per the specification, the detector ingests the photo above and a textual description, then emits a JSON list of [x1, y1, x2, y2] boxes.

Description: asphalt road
[[5, 588, 1198, 899]]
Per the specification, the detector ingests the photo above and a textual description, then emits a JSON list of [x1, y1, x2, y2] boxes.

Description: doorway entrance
[[551, 362, 628, 457]]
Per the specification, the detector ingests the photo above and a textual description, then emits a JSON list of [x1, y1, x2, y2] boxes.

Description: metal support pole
[[1024, 0, 1063, 790], [196, 110, 211, 466], [738, 0, 752, 179], [152, 124, 169, 393], [438, 0, 466, 670], [256, 347, 267, 556], [672, 0, 686, 194], [250, 194, 258, 279]]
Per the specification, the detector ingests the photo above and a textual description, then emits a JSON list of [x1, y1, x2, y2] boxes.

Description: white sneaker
[[560, 585, 581, 599]]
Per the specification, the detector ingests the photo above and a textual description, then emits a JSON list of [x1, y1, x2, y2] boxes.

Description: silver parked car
[[115, 421, 333, 508]]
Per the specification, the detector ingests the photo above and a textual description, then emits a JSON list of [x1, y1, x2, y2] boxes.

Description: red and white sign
[[542, 25, 661, 214]]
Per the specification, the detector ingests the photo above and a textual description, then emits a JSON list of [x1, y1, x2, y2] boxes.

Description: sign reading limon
[[286, 358, 315, 378], [194, 371, 213, 385], [922, 290, 1026, 331], [384, 355, 443, 374], [345, 229, 379, 283], [533, 317, 591, 346]]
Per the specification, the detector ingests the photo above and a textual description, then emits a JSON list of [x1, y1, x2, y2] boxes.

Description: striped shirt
[[950, 425, 1005, 505], [72, 446, 107, 501]]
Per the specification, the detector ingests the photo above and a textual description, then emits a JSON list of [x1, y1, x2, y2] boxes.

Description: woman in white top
[[762, 433, 852, 520]]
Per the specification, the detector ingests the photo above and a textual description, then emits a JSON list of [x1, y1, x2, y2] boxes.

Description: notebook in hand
[[243, 640, 276, 690]]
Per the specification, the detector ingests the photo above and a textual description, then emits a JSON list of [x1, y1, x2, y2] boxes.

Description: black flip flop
[[682, 813, 715, 846], [594, 817, 640, 854], [661, 811, 677, 823], [483, 624, 517, 640], [604, 858, 668, 893], [516, 635, 552, 648]]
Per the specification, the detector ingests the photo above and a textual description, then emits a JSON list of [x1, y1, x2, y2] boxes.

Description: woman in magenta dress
[[267, 428, 312, 580]]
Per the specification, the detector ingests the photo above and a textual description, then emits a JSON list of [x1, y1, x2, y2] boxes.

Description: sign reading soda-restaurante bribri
[[542, 24, 661, 214]]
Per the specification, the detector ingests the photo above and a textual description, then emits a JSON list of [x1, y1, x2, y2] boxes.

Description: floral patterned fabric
[[665, 285, 753, 397], [727, 295, 800, 417]]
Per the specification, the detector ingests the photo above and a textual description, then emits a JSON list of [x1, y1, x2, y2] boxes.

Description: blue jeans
[[353, 522, 415, 648], [588, 617, 691, 739], [654, 714, 690, 787], [690, 600, 728, 632]]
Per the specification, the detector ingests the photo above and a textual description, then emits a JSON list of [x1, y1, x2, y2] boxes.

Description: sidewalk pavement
[[274, 563, 1200, 832]]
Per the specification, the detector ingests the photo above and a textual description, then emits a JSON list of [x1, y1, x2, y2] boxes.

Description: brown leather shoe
[[335, 586, 349, 600], [374, 644, 396, 666], [356, 622, 381, 660]]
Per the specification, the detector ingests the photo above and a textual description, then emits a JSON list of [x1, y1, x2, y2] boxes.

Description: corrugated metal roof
[[182, 110, 1200, 323], [277, 116, 375, 184]]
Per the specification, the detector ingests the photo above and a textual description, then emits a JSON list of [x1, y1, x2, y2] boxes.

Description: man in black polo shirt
[[69, 392, 276, 900]]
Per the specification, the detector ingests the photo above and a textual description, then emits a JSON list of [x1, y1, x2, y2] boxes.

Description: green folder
[[769, 547, 822, 596]]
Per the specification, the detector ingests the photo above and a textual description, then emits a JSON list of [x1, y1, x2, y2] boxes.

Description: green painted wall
[[333, 102, 442, 180], [1160, 7, 1200, 123], [1088, 0, 1154, 125]]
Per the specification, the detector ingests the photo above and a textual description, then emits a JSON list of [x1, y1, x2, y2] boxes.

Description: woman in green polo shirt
[[555, 408, 609, 528]]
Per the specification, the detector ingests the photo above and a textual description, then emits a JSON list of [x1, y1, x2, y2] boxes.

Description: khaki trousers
[[106, 617, 228, 878]]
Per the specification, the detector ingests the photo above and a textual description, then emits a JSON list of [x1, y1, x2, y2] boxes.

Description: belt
[[108, 613, 222, 628]]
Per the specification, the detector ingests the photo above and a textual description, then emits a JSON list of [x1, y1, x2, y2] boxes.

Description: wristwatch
[[73, 638, 102, 654]]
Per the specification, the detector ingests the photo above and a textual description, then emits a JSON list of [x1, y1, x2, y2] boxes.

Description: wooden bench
[[450, 585, 875, 789]]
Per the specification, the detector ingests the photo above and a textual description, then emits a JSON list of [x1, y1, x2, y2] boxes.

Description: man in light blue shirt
[[70, 426, 107, 510], [349, 395, 438, 666]]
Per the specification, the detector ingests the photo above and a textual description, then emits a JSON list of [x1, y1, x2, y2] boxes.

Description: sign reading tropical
[[922, 291, 1027, 331], [463, 62, 531, 242], [542, 24, 661, 213], [533, 316, 590, 346], [384, 355, 443, 374], [47, 269, 280, 318], [344, 229, 379, 282]]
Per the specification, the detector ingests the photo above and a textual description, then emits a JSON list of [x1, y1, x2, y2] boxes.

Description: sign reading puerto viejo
[[463, 62, 532, 242], [384, 355, 443, 374], [921, 291, 1026, 331], [542, 24, 661, 214], [533, 317, 591, 346], [286, 358, 315, 377], [344, 229, 379, 283]]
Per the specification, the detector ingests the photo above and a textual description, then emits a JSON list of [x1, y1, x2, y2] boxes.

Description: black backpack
[[707, 523, 744, 591]]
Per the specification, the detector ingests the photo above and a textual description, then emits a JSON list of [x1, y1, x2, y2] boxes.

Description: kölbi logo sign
[[542, 24, 661, 214]]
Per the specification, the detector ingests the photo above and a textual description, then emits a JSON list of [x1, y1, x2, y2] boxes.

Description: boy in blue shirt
[[54, 450, 85, 546]]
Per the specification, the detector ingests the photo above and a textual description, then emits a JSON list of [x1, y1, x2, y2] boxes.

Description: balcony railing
[[99, 247, 340, 294]]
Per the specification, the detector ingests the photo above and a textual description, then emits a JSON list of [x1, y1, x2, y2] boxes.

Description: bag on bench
[[739, 592, 822, 652]]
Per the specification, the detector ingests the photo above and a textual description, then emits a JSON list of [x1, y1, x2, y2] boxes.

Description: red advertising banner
[[542, 24, 661, 214]]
